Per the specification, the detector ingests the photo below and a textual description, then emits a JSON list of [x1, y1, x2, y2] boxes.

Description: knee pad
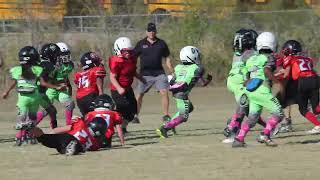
[[63, 100, 75, 111], [239, 94, 249, 108], [247, 113, 260, 128]]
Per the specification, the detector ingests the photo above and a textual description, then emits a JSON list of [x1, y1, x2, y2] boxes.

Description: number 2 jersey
[[283, 55, 317, 80], [67, 117, 99, 151], [74, 66, 106, 99], [85, 109, 123, 139]]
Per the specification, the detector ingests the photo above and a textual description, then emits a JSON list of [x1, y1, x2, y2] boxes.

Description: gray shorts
[[136, 74, 169, 94]]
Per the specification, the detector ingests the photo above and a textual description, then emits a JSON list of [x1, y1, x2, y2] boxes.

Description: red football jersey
[[108, 55, 137, 91], [85, 109, 123, 139], [67, 117, 99, 151], [285, 55, 316, 80], [74, 66, 106, 99]]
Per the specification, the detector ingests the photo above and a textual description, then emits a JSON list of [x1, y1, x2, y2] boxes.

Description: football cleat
[[65, 140, 78, 156], [307, 126, 320, 134], [156, 126, 168, 139], [257, 133, 278, 147], [232, 138, 246, 148]]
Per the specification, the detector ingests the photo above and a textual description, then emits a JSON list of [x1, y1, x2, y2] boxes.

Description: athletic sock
[[235, 122, 250, 142], [64, 110, 73, 125], [164, 117, 184, 129], [263, 117, 279, 136], [228, 114, 240, 130], [36, 111, 44, 125], [304, 112, 320, 126]]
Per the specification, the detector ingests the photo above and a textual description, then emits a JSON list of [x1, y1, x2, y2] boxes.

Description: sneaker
[[162, 115, 176, 135], [29, 137, 38, 145], [14, 138, 23, 146], [65, 140, 78, 156], [232, 138, 246, 148], [307, 126, 320, 134], [223, 127, 232, 138], [131, 115, 140, 124], [257, 133, 278, 147], [278, 124, 293, 133], [156, 126, 168, 139], [222, 137, 234, 144]]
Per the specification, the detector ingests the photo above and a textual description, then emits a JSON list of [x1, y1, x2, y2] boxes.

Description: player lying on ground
[[31, 116, 108, 155], [156, 46, 212, 138], [232, 32, 284, 148]]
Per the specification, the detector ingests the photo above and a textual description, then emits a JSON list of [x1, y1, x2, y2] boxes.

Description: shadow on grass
[[286, 139, 320, 145]]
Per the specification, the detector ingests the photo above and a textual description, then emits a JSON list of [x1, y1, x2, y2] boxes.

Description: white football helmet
[[114, 37, 133, 56], [179, 46, 201, 64], [56, 42, 71, 63], [256, 32, 277, 52]]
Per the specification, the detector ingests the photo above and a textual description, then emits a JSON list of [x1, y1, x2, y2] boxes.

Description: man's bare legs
[[133, 89, 170, 123]]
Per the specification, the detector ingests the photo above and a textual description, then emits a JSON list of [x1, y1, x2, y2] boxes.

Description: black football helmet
[[233, 28, 257, 53], [18, 46, 40, 65], [282, 40, 302, 56], [94, 94, 115, 110], [88, 117, 108, 138], [40, 43, 61, 64], [80, 52, 102, 70]]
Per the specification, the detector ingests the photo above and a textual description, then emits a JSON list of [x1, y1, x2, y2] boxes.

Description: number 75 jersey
[[67, 118, 100, 151], [74, 66, 106, 99]]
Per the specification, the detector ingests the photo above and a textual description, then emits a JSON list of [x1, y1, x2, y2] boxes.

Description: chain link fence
[[0, 9, 320, 86]]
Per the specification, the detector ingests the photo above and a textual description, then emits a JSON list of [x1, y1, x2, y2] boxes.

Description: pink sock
[[64, 110, 73, 125], [164, 117, 184, 129], [36, 111, 44, 125], [235, 122, 250, 142], [228, 114, 240, 129], [263, 117, 279, 136], [15, 130, 24, 138]]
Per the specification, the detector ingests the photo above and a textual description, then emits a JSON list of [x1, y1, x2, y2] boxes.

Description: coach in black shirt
[[133, 22, 173, 123]]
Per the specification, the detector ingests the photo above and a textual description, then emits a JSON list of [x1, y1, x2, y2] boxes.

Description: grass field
[[0, 87, 319, 180]]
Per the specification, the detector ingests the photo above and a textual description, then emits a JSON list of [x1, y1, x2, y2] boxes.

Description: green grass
[[0, 87, 319, 180]]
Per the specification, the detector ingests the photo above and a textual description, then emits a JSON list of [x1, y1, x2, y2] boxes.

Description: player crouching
[[156, 46, 212, 138], [85, 94, 125, 147], [31, 116, 108, 155]]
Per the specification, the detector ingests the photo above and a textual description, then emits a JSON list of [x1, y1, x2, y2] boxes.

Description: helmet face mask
[[282, 40, 302, 56], [114, 37, 133, 56], [19, 46, 40, 65], [233, 29, 257, 53], [40, 43, 61, 65], [56, 42, 72, 64], [88, 117, 108, 144], [179, 46, 201, 65], [80, 52, 101, 70]]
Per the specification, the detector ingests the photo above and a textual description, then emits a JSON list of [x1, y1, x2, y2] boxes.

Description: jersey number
[[73, 130, 93, 149], [78, 76, 89, 88], [298, 59, 312, 71]]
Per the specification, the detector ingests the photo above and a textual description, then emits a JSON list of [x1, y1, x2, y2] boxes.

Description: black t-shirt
[[134, 37, 170, 76]]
